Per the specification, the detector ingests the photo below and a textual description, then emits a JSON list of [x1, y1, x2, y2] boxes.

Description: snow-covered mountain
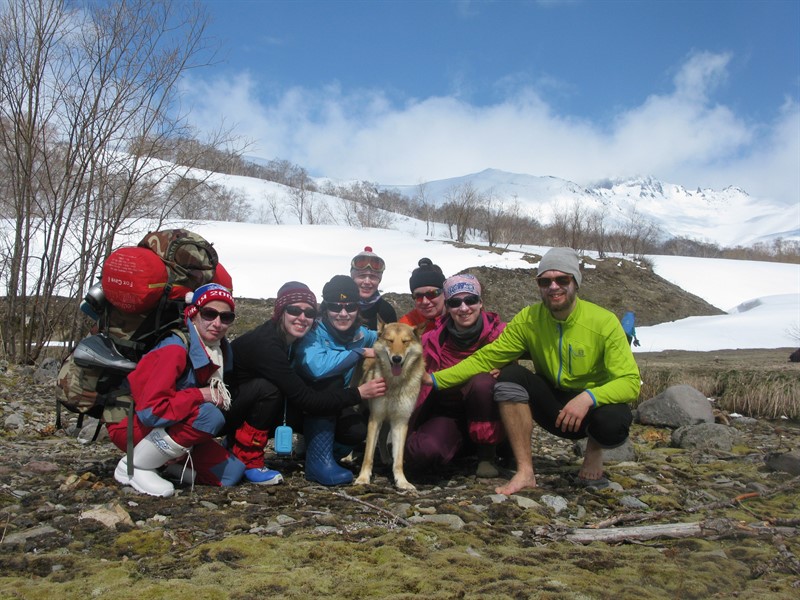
[[383, 168, 799, 248]]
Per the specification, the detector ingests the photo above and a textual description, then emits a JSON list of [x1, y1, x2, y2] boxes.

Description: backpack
[[55, 228, 222, 435]]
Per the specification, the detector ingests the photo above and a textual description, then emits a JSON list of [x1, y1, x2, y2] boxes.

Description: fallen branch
[[333, 490, 411, 527], [549, 518, 799, 545]]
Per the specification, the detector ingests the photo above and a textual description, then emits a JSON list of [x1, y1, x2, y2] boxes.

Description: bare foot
[[578, 438, 604, 480], [495, 471, 537, 495]]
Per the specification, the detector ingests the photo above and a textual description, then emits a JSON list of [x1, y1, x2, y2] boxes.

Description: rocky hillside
[[232, 251, 722, 336]]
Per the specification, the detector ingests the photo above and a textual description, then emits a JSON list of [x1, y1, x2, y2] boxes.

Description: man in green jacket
[[429, 247, 640, 495]]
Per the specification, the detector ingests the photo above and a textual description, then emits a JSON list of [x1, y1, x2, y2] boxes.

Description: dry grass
[[637, 349, 800, 419]]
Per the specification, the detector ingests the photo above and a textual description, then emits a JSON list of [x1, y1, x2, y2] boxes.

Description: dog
[[355, 321, 426, 491]]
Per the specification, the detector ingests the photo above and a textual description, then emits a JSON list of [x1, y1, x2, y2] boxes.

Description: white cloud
[[181, 52, 798, 205]]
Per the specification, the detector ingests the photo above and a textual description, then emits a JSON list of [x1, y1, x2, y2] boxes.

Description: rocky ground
[[1, 356, 799, 600]]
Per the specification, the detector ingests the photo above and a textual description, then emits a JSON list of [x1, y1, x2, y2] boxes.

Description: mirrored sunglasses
[[537, 275, 573, 288], [327, 302, 359, 313], [284, 305, 317, 319], [445, 294, 481, 309], [413, 288, 443, 303], [351, 255, 385, 273], [199, 307, 236, 325]]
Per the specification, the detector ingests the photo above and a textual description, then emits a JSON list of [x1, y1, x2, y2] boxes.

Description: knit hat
[[350, 246, 385, 276], [443, 274, 481, 300], [409, 258, 445, 292], [273, 281, 317, 321], [322, 275, 360, 303], [537, 247, 582, 287], [184, 283, 235, 320]]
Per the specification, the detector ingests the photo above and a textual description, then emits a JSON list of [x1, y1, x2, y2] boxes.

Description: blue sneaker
[[245, 467, 284, 485]]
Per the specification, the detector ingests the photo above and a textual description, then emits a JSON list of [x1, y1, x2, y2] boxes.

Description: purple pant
[[405, 373, 503, 469]]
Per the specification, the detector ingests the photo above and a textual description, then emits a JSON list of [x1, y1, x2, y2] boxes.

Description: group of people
[[108, 245, 640, 498]]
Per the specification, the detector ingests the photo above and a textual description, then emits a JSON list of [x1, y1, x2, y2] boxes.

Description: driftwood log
[[533, 518, 799, 545]]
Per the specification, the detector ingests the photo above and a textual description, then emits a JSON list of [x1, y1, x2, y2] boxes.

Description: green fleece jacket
[[431, 298, 640, 407]]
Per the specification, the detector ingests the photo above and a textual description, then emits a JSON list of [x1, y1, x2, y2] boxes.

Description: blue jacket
[[294, 320, 378, 386]]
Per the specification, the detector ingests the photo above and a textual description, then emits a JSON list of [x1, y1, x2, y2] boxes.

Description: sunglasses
[[199, 307, 236, 325], [284, 305, 317, 319], [537, 275, 573, 288], [351, 256, 385, 273], [446, 294, 481, 309], [413, 288, 443, 303], [327, 302, 359, 313]]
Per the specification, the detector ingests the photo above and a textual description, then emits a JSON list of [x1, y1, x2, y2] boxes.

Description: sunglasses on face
[[351, 256, 385, 273], [446, 294, 481, 309], [413, 288, 443, 303], [537, 275, 573, 288], [327, 302, 359, 313], [199, 307, 236, 325], [284, 305, 317, 319]]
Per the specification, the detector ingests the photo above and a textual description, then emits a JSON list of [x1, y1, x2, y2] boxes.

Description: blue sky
[[184, 0, 800, 205]]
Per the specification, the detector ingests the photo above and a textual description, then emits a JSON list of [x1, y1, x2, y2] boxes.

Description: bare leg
[[578, 437, 604, 480], [495, 402, 537, 495]]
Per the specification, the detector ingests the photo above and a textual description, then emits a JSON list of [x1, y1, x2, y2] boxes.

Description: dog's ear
[[377, 320, 386, 335], [413, 321, 427, 340]]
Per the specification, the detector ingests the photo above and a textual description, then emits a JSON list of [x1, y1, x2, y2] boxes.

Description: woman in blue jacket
[[294, 275, 379, 479]]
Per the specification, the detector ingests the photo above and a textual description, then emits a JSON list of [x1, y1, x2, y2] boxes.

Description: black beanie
[[322, 275, 360, 303], [408, 258, 445, 292]]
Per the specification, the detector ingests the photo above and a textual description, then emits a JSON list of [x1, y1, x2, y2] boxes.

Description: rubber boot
[[114, 428, 188, 497], [231, 421, 283, 485], [475, 444, 499, 479], [304, 416, 353, 486]]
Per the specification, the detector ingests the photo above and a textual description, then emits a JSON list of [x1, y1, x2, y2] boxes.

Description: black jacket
[[230, 320, 361, 414]]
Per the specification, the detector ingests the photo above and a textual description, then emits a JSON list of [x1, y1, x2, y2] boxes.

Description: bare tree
[[440, 182, 483, 242], [0, 0, 219, 362]]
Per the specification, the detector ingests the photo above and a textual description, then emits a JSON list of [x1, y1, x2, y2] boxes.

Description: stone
[[635, 384, 714, 427], [510, 495, 541, 509], [671, 422, 739, 451], [765, 450, 800, 475], [540, 494, 568, 514]]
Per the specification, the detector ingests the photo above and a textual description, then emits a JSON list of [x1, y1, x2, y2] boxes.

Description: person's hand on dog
[[358, 377, 387, 399], [421, 372, 433, 386], [362, 348, 376, 358]]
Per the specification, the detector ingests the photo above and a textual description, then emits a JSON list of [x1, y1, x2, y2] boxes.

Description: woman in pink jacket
[[405, 274, 506, 478]]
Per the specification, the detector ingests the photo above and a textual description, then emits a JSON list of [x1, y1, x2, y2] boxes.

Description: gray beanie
[[537, 247, 582, 287]]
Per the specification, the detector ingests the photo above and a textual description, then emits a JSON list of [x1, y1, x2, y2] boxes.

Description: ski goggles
[[284, 305, 318, 319], [199, 307, 236, 325], [327, 302, 359, 313], [413, 288, 443, 303], [536, 275, 574, 288], [351, 255, 385, 273], [445, 294, 481, 309]]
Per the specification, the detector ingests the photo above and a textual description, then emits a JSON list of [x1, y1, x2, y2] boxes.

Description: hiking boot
[[114, 428, 188, 497], [245, 467, 284, 485]]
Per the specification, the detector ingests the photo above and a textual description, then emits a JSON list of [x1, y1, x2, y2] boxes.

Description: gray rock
[[636, 384, 714, 427], [540, 494, 568, 514], [619, 495, 650, 510], [765, 450, 800, 475], [4, 413, 24, 430], [417, 514, 465, 530], [671, 422, 738, 451], [34, 357, 60, 384], [1, 525, 58, 545], [510, 495, 541, 509], [574, 438, 636, 462]]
